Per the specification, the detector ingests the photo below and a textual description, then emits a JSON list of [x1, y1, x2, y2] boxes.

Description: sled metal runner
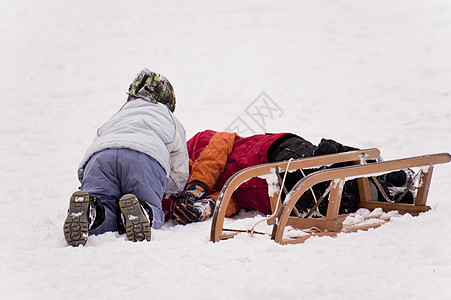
[[210, 149, 451, 245]]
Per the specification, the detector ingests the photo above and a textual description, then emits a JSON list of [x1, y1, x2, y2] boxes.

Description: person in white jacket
[[64, 68, 189, 247]]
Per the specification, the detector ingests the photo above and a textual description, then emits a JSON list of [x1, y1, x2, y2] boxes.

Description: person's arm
[[189, 131, 240, 189], [164, 117, 189, 195], [171, 131, 240, 224]]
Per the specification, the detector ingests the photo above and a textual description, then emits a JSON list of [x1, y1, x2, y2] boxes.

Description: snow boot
[[63, 190, 105, 247], [119, 194, 153, 242], [384, 169, 416, 204], [374, 169, 416, 204], [314, 138, 359, 156]]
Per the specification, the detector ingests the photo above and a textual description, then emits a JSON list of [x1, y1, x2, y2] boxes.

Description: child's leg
[[116, 149, 167, 229], [268, 136, 317, 162], [81, 149, 122, 235]]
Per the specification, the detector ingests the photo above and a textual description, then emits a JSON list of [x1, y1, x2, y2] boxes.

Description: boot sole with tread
[[119, 194, 151, 242], [63, 191, 90, 247]]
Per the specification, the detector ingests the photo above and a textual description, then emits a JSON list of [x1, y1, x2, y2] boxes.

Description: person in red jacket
[[167, 130, 414, 225], [166, 130, 349, 224]]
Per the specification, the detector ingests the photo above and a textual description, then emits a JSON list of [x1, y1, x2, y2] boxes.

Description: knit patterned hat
[[127, 68, 176, 112]]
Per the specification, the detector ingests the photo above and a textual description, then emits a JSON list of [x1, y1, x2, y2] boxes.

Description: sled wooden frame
[[210, 149, 451, 245]]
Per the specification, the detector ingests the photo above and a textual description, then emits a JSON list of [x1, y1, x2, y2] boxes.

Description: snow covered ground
[[1, 0, 450, 299]]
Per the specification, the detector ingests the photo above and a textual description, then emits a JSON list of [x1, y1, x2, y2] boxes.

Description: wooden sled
[[210, 149, 450, 245]]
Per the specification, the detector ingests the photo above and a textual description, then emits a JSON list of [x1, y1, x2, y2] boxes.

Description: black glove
[[171, 181, 215, 225]]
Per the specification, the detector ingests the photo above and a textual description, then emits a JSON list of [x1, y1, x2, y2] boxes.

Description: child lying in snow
[[168, 130, 415, 225], [63, 68, 189, 247]]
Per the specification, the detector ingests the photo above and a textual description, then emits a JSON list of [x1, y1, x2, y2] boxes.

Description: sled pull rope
[[275, 168, 302, 217], [222, 228, 267, 236], [249, 158, 294, 235]]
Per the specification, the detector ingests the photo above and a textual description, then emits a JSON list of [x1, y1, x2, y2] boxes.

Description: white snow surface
[[1, 0, 451, 299]]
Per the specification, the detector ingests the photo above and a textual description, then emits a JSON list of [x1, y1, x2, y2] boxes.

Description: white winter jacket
[[78, 99, 189, 195]]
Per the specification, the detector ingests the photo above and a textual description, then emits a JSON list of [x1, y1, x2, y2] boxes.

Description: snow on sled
[[210, 149, 451, 245]]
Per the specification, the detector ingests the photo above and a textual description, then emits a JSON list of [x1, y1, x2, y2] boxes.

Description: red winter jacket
[[162, 130, 295, 218]]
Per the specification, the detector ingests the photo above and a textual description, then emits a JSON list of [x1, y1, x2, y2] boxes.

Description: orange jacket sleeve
[[189, 131, 241, 190]]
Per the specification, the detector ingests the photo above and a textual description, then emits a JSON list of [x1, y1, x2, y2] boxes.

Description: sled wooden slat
[[279, 220, 393, 245], [278, 231, 339, 245], [415, 165, 433, 206], [210, 148, 381, 242], [271, 153, 451, 245], [357, 201, 431, 215], [342, 222, 386, 233], [326, 178, 344, 221], [286, 217, 343, 232], [357, 176, 372, 202], [219, 233, 239, 240], [278, 222, 391, 245]]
